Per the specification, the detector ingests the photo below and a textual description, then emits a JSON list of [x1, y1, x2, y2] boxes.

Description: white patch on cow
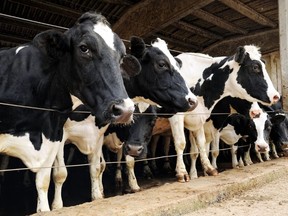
[[151, 38, 180, 72], [133, 96, 159, 107], [251, 110, 270, 152], [93, 22, 115, 51], [15, 45, 28, 54], [206, 74, 213, 81], [103, 132, 123, 153], [220, 124, 242, 144]]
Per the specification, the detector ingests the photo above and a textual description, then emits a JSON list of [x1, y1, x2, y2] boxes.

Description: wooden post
[[279, 0, 288, 110]]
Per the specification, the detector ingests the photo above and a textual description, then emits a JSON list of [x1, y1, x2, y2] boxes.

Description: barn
[[0, 0, 287, 215]]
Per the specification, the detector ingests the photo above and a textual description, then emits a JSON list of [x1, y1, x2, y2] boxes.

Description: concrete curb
[[35, 157, 288, 216]]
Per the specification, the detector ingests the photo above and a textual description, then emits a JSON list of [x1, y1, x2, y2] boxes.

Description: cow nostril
[[188, 98, 198, 111], [112, 104, 123, 116], [273, 95, 280, 103], [137, 146, 144, 153]]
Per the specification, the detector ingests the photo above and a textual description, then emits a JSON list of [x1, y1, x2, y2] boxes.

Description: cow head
[[230, 45, 280, 106], [60, 12, 141, 127], [126, 36, 198, 113], [249, 102, 272, 153], [123, 104, 157, 159]]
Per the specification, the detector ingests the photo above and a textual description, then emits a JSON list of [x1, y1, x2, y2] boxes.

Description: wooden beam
[[0, 13, 67, 32], [173, 21, 223, 40], [8, 0, 81, 19], [278, 0, 288, 109], [202, 29, 279, 56], [192, 9, 248, 34], [219, 0, 277, 28], [113, 0, 215, 39]]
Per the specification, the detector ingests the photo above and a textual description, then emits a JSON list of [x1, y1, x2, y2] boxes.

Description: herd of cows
[[0, 11, 287, 215]]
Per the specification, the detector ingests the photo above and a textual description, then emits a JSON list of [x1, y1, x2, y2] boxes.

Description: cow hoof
[[177, 173, 190, 182], [206, 169, 218, 176]]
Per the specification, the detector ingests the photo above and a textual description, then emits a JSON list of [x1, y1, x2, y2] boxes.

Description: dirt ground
[[34, 157, 288, 216]]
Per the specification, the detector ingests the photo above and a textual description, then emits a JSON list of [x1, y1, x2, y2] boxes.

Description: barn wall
[[263, 51, 282, 95]]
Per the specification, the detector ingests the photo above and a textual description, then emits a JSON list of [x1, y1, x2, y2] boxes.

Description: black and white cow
[[50, 36, 198, 209], [205, 98, 284, 169], [0, 12, 141, 212], [168, 47, 280, 181], [260, 99, 288, 157]]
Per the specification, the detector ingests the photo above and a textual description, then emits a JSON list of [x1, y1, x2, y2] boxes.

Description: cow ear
[[271, 113, 286, 124], [121, 54, 141, 78], [175, 57, 182, 69], [234, 46, 246, 64], [33, 30, 69, 60], [130, 36, 145, 59]]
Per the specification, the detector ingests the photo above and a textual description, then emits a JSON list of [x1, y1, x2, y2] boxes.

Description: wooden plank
[[112, 0, 214, 39], [219, 0, 277, 28], [9, 0, 82, 19], [202, 29, 279, 56], [173, 21, 223, 40], [192, 9, 248, 34], [278, 0, 288, 110]]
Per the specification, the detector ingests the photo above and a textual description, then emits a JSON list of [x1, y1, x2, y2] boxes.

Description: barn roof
[[0, 0, 278, 56]]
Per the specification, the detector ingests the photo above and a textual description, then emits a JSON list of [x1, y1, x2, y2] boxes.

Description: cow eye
[[253, 64, 260, 73], [80, 45, 89, 53], [158, 61, 167, 68]]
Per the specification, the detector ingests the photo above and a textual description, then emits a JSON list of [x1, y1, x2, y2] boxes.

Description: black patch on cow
[[69, 104, 91, 122], [29, 132, 43, 151], [195, 57, 232, 109]]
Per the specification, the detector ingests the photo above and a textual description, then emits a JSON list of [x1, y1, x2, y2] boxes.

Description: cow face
[[270, 113, 288, 152], [249, 103, 272, 153], [123, 105, 157, 159], [64, 12, 141, 127], [231, 45, 280, 106], [128, 37, 198, 113]]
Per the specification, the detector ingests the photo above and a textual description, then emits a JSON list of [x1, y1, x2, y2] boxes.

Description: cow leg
[[270, 142, 279, 158], [189, 132, 199, 179], [125, 155, 140, 192], [150, 135, 160, 172], [88, 140, 104, 200], [244, 145, 253, 165], [193, 128, 217, 177], [115, 148, 123, 190], [36, 144, 61, 212], [210, 133, 220, 169], [163, 136, 172, 173], [99, 152, 106, 195], [169, 115, 190, 182], [256, 152, 264, 162], [51, 142, 67, 210], [231, 144, 239, 168]]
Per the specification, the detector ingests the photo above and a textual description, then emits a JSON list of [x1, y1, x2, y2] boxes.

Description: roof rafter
[[219, 0, 277, 28], [192, 9, 248, 34], [113, 0, 215, 39], [173, 20, 223, 40]]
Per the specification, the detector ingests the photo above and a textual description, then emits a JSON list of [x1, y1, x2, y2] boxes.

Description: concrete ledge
[[35, 157, 288, 216]]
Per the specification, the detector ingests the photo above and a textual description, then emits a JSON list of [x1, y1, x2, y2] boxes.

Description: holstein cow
[[0, 12, 141, 212], [260, 98, 288, 158], [51, 37, 198, 208], [168, 47, 280, 181], [206, 98, 284, 169]]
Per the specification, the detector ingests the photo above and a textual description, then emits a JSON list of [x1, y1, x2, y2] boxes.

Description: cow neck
[[191, 57, 232, 111]]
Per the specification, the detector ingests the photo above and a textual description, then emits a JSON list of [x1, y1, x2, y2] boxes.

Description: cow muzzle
[[125, 144, 145, 158], [255, 143, 270, 153], [110, 98, 135, 124]]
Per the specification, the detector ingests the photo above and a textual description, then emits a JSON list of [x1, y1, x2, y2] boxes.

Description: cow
[[206, 98, 284, 169], [50, 36, 198, 209], [168, 46, 280, 181], [260, 98, 288, 158], [0, 11, 142, 212]]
